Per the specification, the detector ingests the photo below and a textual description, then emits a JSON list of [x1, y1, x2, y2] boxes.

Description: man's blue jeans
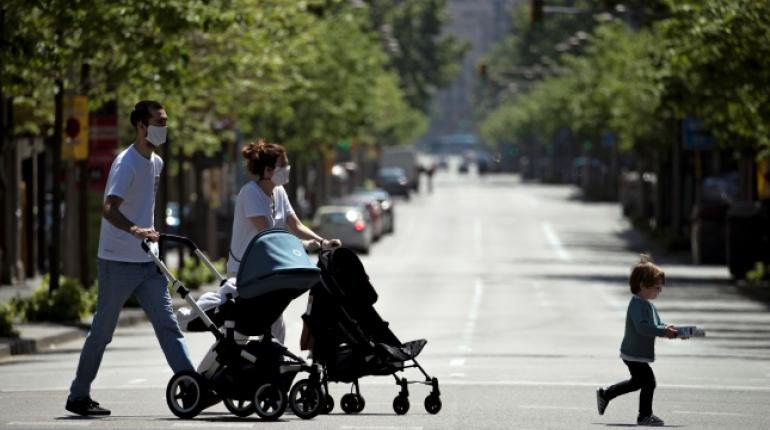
[[68, 259, 194, 400]]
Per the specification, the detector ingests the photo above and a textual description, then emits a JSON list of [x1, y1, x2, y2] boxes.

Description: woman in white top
[[227, 140, 341, 342]]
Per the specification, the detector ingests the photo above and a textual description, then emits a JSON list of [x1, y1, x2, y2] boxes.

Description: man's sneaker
[[65, 397, 111, 416], [596, 388, 609, 415], [637, 415, 665, 426]]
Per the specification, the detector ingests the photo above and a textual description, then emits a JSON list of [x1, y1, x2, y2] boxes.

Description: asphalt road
[[2, 168, 769, 429]]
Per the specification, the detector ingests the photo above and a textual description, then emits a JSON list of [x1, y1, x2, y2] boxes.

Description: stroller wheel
[[253, 383, 287, 421], [341, 393, 359, 414], [354, 394, 365, 413], [392, 395, 409, 415], [424, 394, 442, 414], [223, 398, 255, 417], [166, 370, 206, 419], [322, 394, 334, 414], [289, 379, 323, 419]]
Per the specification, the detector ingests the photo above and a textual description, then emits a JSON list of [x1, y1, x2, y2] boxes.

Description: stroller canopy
[[236, 229, 321, 299]]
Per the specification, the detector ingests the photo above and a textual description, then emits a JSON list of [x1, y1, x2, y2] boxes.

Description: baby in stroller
[[144, 229, 325, 420]]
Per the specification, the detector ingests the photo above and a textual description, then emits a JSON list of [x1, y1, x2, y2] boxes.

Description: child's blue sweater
[[620, 295, 668, 362]]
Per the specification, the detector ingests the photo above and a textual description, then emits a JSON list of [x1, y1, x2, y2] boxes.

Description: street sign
[[62, 95, 89, 160], [682, 116, 716, 151]]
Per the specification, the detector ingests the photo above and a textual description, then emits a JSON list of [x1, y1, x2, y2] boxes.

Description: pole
[[79, 63, 90, 288], [51, 79, 63, 292]]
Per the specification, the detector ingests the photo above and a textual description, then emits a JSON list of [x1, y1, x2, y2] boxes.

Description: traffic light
[[531, 0, 544, 26]]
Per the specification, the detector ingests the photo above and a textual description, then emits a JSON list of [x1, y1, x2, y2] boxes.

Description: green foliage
[[364, 0, 468, 112], [3, 0, 456, 154], [175, 258, 225, 290], [481, 0, 770, 161], [745, 262, 770, 286], [0, 303, 18, 338], [659, 0, 770, 153], [12, 276, 97, 323]]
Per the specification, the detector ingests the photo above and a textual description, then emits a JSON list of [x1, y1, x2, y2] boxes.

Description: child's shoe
[[637, 415, 664, 426], [596, 388, 609, 415]]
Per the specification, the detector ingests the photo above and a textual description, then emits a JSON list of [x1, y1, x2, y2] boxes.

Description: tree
[[364, 0, 467, 112]]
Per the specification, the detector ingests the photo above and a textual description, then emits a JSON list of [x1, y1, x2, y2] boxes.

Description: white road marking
[[173, 423, 254, 428], [673, 410, 753, 417], [437, 379, 770, 392], [7, 423, 91, 427], [451, 279, 484, 366], [341, 427, 423, 430], [518, 404, 587, 411], [541, 222, 571, 261], [456, 279, 484, 354], [473, 218, 483, 258]]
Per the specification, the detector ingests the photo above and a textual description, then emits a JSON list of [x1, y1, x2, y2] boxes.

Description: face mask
[[146, 125, 167, 146], [271, 165, 291, 186]]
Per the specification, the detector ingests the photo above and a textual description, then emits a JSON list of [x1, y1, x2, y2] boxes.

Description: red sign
[[89, 115, 118, 191]]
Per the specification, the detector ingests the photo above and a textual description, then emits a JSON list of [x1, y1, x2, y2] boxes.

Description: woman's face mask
[[146, 125, 167, 146], [271, 165, 291, 186]]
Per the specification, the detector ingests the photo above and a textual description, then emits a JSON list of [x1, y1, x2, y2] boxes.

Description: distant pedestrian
[[66, 100, 195, 416], [596, 254, 678, 426]]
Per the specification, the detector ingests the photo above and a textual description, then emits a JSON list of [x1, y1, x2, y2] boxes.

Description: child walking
[[596, 254, 678, 426]]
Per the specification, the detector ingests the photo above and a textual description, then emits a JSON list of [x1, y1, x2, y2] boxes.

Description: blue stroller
[[143, 229, 324, 420]]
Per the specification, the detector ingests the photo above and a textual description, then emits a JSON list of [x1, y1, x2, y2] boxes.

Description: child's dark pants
[[604, 359, 656, 418]]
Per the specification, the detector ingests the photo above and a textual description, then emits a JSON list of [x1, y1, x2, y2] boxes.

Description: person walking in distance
[[65, 100, 195, 416], [596, 254, 678, 426]]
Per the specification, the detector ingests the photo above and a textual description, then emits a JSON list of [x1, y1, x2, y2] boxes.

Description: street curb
[[0, 309, 149, 361], [0, 343, 10, 361], [0, 284, 216, 362]]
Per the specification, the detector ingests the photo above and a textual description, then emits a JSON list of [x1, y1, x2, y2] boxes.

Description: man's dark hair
[[130, 100, 164, 128]]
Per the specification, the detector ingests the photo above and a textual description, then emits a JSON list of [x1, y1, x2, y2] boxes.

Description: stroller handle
[[140, 235, 198, 253], [141, 236, 227, 285]]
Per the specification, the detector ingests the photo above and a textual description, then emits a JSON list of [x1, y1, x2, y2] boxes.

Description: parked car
[[312, 205, 373, 254], [377, 167, 410, 199], [333, 195, 384, 241], [353, 188, 394, 234]]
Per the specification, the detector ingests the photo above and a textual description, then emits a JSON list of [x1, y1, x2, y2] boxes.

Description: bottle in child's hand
[[676, 325, 706, 339]]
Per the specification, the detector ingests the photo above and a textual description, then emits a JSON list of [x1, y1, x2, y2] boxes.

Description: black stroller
[[143, 229, 324, 420], [302, 247, 441, 415]]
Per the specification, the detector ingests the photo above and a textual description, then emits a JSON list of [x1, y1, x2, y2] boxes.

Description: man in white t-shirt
[[66, 101, 194, 416]]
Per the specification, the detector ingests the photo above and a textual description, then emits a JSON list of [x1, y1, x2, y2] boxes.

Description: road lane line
[[172, 423, 253, 428], [436, 379, 770, 392], [341, 427, 423, 430], [457, 279, 484, 353], [541, 222, 571, 261], [474, 218, 483, 258], [7, 423, 91, 427], [673, 410, 753, 417], [518, 404, 588, 411]]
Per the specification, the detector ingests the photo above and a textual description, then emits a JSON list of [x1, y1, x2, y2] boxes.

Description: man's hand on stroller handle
[[131, 226, 159, 241]]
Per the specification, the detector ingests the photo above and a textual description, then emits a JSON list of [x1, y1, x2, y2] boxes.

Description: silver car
[[312, 205, 373, 254]]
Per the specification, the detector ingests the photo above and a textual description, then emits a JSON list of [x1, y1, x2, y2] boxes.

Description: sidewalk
[[0, 276, 221, 362]]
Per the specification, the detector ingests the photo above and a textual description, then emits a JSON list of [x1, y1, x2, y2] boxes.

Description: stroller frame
[[142, 234, 323, 420], [307, 247, 442, 415]]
